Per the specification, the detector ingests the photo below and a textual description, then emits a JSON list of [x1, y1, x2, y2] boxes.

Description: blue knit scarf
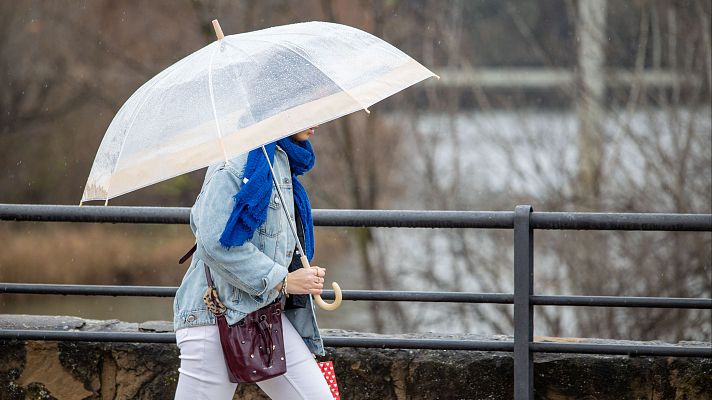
[[219, 138, 316, 261]]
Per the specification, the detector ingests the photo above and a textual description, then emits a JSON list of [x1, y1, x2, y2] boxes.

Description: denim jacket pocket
[[257, 192, 283, 237]]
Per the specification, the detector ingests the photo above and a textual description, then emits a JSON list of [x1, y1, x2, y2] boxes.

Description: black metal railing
[[1, 203, 711, 399]]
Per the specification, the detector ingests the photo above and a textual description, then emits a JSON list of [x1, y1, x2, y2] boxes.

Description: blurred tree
[[0, 2, 90, 136], [400, 0, 711, 341]]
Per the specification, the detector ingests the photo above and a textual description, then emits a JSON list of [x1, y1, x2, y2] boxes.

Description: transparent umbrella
[[81, 20, 438, 309]]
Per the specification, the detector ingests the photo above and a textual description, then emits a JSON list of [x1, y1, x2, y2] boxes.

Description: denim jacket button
[[186, 314, 196, 322], [283, 177, 290, 184], [274, 196, 281, 204]]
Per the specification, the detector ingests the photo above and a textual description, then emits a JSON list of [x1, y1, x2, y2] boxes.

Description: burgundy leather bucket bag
[[203, 263, 287, 383]]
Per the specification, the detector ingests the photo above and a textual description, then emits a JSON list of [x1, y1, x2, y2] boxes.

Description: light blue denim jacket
[[173, 146, 325, 356]]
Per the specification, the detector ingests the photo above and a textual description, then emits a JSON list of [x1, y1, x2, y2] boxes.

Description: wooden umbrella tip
[[212, 19, 225, 40]]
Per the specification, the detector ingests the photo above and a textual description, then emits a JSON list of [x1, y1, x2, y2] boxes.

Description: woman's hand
[[284, 266, 326, 295]]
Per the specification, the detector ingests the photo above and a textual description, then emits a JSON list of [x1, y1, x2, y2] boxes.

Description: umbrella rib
[[207, 43, 229, 161], [225, 38, 371, 114]]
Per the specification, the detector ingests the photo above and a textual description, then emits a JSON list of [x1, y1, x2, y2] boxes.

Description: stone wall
[[0, 315, 710, 400]]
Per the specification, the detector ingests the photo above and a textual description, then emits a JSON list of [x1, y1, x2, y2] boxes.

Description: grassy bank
[[0, 223, 195, 286]]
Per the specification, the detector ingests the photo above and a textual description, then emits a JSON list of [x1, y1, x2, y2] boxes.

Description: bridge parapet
[[1, 314, 710, 400]]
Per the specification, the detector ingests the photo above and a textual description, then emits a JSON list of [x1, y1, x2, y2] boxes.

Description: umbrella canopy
[[82, 21, 437, 203]]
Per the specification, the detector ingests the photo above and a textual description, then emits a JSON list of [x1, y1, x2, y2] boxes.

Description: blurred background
[[0, 0, 710, 343]]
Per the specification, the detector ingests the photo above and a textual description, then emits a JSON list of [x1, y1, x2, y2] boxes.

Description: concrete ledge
[[0, 315, 710, 399]]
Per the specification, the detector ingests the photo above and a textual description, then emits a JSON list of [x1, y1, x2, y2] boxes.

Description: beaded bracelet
[[280, 274, 289, 297]]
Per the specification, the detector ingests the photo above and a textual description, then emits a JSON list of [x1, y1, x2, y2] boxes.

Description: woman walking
[[173, 126, 334, 399]]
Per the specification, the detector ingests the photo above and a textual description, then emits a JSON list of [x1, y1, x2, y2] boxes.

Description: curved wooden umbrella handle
[[300, 256, 343, 310]]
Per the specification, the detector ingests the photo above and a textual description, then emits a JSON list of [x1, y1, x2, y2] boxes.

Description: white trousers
[[174, 314, 333, 400]]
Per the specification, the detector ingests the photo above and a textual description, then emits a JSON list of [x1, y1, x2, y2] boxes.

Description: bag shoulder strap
[[203, 262, 215, 288], [179, 243, 197, 264]]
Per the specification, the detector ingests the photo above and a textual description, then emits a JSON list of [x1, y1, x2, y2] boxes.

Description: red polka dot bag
[[318, 361, 341, 399]]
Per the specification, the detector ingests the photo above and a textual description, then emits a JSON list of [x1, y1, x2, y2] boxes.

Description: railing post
[[514, 205, 534, 399]]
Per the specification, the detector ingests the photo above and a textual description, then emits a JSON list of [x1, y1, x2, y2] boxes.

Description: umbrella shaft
[[260, 146, 307, 260]]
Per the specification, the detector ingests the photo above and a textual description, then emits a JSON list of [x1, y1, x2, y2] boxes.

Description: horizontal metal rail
[[0, 204, 189, 224], [0, 284, 512, 303], [314, 290, 514, 303], [530, 295, 712, 309], [315, 209, 515, 229], [0, 329, 513, 351], [530, 212, 712, 231], [3, 284, 711, 309], [0, 330, 178, 343], [529, 342, 712, 357], [1, 204, 710, 231], [322, 337, 514, 351], [0, 283, 177, 297], [1, 329, 708, 357]]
